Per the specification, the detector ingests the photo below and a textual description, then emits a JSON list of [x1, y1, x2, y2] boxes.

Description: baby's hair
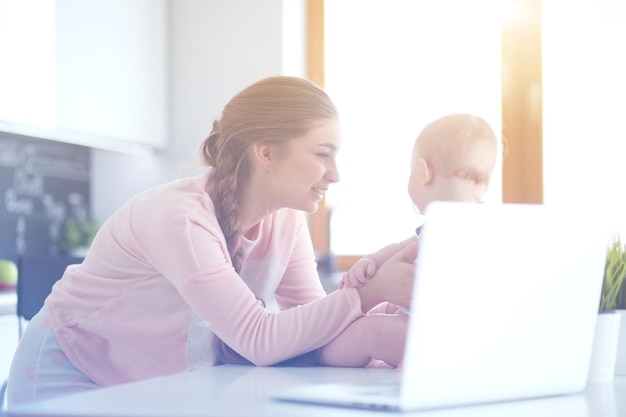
[[199, 75, 338, 365], [414, 113, 498, 184]]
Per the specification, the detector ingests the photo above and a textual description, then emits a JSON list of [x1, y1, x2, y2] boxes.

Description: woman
[[7, 76, 416, 406]]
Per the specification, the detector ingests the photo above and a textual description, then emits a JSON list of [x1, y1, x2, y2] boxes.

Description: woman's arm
[[366, 235, 419, 268], [319, 313, 409, 367], [341, 235, 419, 288], [355, 242, 418, 312], [172, 209, 365, 366]]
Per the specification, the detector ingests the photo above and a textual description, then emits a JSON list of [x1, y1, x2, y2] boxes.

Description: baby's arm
[[339, 235, 418, 289], [339, 257, 376, 288], [318, 314, 408, 368]]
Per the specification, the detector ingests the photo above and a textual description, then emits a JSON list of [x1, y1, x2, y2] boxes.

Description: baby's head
[[408, 113, 498, 214]]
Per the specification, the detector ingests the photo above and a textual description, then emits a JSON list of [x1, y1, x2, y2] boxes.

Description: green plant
[[58, 219, 101, 253], [600, 234, 626, 312]]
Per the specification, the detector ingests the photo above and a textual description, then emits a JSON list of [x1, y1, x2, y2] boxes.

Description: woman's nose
[[326, 160, 340, 183]]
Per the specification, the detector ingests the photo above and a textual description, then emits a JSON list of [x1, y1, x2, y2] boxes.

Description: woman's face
[[268, 117, 341, 213]]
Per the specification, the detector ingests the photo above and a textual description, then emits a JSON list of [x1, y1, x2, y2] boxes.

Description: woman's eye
[[317, 153, 330, 161]]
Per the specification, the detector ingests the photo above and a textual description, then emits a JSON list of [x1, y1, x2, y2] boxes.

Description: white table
[[0, 290, 17, 316], [5, 365, 626, 417]]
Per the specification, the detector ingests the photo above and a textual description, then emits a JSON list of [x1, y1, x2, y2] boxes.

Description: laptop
[[271, 202, 609, 411]]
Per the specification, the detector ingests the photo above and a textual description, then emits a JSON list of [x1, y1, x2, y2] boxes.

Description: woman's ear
[[253, 143, 273, 170], [417, 158, 433, 185]]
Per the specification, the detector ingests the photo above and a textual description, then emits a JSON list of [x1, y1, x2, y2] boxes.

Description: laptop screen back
[[400, 202, 608, 410]]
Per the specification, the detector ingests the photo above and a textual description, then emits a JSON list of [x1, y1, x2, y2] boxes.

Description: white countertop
[[6, 365, 626, 417], [0, 290, 17, 316]]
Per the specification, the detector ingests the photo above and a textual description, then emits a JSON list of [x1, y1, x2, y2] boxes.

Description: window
[[323, 0, 503, 257]]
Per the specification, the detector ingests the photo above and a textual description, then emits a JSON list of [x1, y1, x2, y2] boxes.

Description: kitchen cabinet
[[0, 291, 18, 392], [0, 0, 167, 154]]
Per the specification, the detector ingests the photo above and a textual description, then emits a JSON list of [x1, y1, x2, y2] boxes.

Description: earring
[[266, 164, 272, 174]]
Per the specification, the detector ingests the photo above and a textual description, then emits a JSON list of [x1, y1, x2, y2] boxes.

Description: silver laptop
[[271, 202, 608, 411]]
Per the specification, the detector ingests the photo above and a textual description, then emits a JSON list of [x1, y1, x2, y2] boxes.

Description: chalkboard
[[0, 132, 90, 262]]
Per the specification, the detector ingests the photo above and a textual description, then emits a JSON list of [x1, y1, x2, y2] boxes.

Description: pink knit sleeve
[[172, 207, 364, 366], [179, 269, 363, 366]]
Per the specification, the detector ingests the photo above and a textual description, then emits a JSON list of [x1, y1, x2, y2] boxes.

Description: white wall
[[91, 0, 305, 221]]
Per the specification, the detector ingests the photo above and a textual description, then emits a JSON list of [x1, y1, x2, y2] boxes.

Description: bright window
[[324, 0, 503, 255]]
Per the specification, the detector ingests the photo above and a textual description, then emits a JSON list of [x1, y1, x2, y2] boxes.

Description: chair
[[0, 254, 83, 411], [15, 255, 83, 337]]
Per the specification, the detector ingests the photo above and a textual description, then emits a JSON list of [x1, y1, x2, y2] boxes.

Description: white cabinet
[[0, 291, 18, 404], [0, 0, 168, 154], [0, 314, 18, 390]]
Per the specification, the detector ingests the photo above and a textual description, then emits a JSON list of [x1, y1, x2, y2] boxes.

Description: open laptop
[[271, 202, 609, 411]]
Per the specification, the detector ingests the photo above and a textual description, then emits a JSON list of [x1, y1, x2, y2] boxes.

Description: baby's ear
[[417, 158, 432, 185]]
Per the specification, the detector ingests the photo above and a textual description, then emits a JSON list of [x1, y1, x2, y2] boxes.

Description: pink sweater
[[45, 172, 364, 386]]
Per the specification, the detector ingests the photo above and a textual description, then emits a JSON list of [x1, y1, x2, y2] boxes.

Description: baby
[[318, 113, 499, 369], [341, 113, 499, 289]]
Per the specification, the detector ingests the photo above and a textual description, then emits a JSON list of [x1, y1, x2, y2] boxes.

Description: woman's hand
[[355, 242, 418, 313]]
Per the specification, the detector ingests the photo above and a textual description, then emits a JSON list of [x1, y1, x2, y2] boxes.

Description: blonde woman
[[7, 76, 416, 406]]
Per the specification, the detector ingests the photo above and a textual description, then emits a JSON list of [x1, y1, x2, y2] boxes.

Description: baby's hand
[[339, 258, 376, 288]]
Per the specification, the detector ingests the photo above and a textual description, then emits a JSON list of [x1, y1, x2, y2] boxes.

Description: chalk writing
[[0, 132, 90, 260]]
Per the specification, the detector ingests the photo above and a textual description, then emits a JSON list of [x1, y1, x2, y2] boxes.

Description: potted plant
[[600, 234, 626, 312], [601, 234, 626, 376], [589, 234, 626, 383], [58, 218, 101, 257]]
